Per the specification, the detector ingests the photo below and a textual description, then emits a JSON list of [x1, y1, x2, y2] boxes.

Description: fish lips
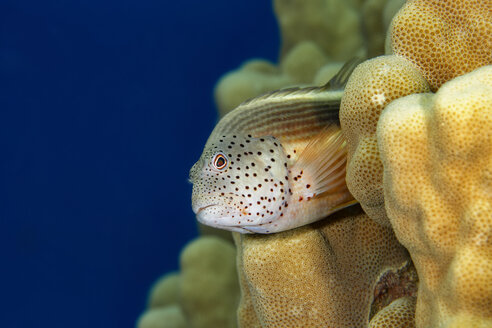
[[195, 204, 255, 233]]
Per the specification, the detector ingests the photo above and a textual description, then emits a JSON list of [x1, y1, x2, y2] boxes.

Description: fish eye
[[212, 152, 228, 171]]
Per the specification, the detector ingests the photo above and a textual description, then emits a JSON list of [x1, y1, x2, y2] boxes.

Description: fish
[[189, 59, 360, 234]]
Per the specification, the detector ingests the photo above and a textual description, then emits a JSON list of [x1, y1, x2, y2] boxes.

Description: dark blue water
[[0, 1, 278, 326]]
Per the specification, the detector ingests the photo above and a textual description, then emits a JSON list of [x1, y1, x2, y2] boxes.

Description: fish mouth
[[194, 204, 254, 233], [195, 204, 218, 214]]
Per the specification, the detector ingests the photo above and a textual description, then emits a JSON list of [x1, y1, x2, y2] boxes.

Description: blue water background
[[0, 1, 278, 326]]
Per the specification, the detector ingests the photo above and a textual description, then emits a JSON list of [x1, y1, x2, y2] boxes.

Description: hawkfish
[[189, 59, 360, 234]]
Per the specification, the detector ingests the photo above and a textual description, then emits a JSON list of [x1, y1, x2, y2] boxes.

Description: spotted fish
[[189, 60, 360, 233]]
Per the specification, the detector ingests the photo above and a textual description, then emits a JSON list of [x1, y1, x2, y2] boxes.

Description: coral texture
[[137, 236, 240, 328], [338, 1, 491, 326], [389, 0, 492, 91], [339, 55, 430, 226], [214, 59, 292, 117], [137, 306, 187, 328], [136, 0, 489, 326], [214, 0, 406, 117], [147, 272, 181, 309], [235, 205, 411, 328], [368, 297, 416, 328], [180, 236, 240, 328], [377, 66, 492, 327], [274, 0, 364, 59]]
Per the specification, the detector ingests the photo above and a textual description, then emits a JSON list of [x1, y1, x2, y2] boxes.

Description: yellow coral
[[389, 0, 492, 91], [213, 59, 292, 117], [235, 205, 411, 327], [146, 272, 181, 309], [180, 236, 240, 328], [368, 297, 416, 328], [136, 306, 187, 328], [280, 41, 329, 83], [138, 236, 240, 328], [274, 0, 364, 60], [361, 0, 405, 57], [339, 55, 430, 226], [214, 0, 404, 118], [377, 66, 492, 327]]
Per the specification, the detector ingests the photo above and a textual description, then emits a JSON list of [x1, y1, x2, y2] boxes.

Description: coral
[[280, 41, 329, 84], [137, 236, 240, 328], [214, 59, 292, 117], [360, 0, 392, 57], [312, 61, 343, 86], [381, 0, 406, 34], [339, 55, 430, 226], [274, 0, 364, 60], [198, 223, 234, 243], [443, 315, 492, 328], [235, 205, 412, 327], [147, 272, 181, 309], [137, 306, 187, 328], [141, 1, 491, 326], [339, 2, 491, 325], [377, 66, 492, 327], [214, 0, 405, 118], [137, 273, 184, 328], [180, 236, 240, 328], [360, 0, 406, 57], [389, 0, 492, 91], [368, 297, 416, 328]]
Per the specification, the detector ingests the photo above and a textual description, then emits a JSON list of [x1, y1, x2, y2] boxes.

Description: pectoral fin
[[291, 125, 351, 199]]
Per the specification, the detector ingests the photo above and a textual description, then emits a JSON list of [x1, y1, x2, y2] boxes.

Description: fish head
[[189, 133, 290, 233]]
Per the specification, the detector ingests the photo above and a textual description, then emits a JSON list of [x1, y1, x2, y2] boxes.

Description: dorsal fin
[[321, 57, 363, 91], [208, 57, 363, 145], [237, 57, 363, 108], [238, 86, 326, 107]]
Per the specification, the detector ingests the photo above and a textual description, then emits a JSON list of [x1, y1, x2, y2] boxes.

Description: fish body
[[189, 61, 359, 233]]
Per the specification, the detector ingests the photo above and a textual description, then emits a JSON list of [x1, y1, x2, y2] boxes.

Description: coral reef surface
[[339, 55, 431, 227], [138, 0, 492, 327], [389, 0, 492, 91], [235, 205, 412, 328], [137, 237, 239, 328], [378, 65, 492, 328], [214, 0, 405, 117]]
